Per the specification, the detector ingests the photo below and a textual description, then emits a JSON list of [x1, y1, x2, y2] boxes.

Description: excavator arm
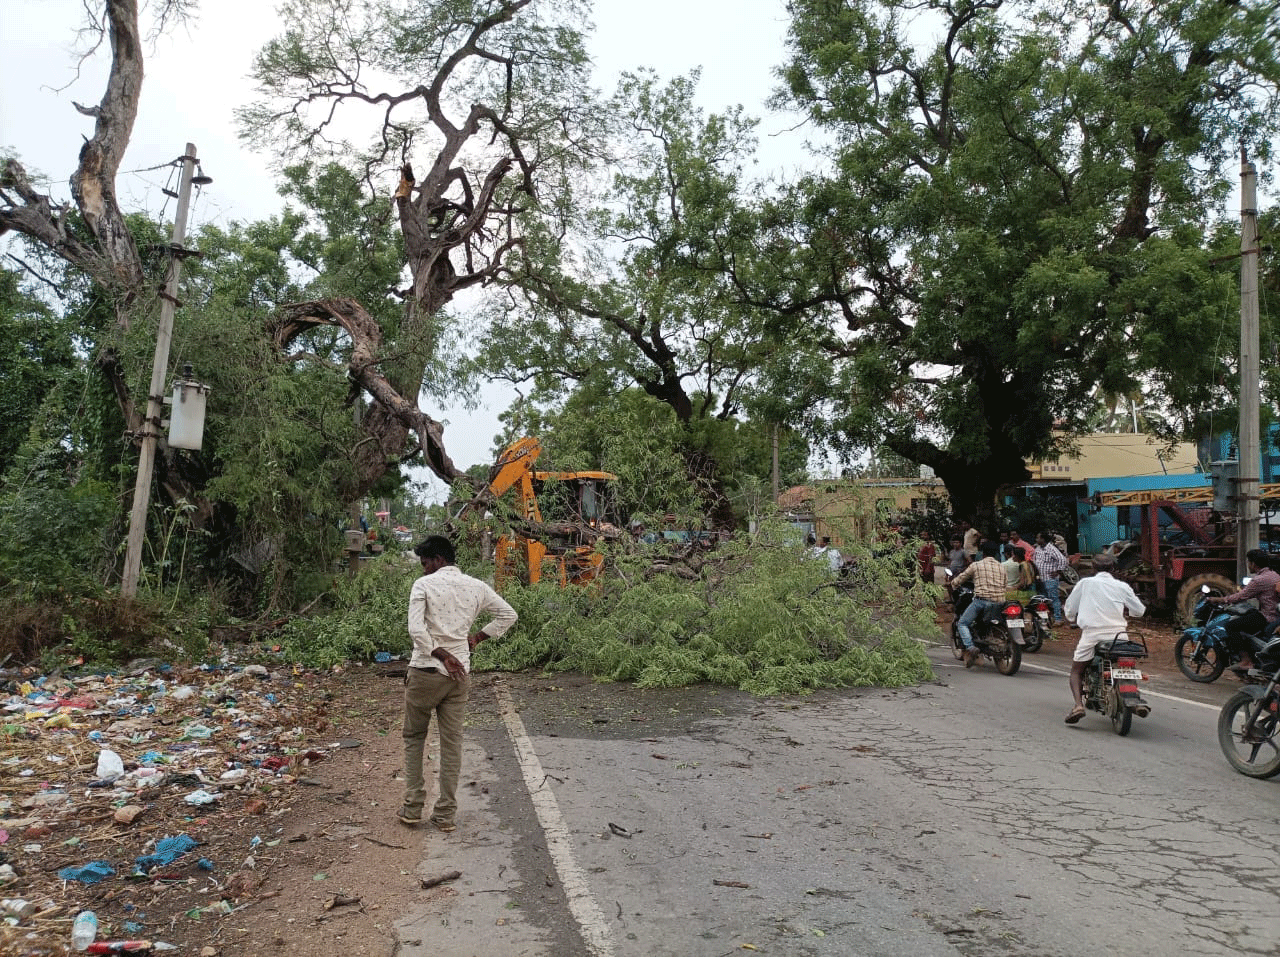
[[451, 437, 617, 589]]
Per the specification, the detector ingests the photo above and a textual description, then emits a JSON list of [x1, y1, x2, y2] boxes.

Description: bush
[[274, 557, 417, 668], [476, 522, 935, 694]]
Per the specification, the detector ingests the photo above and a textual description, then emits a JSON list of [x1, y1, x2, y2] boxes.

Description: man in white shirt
[[1062, 553, 1145, 724], [400, 535, 518, 830]]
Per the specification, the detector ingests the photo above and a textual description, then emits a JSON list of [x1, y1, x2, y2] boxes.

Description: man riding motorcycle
[[949, 540, 1006, 668], [1206, 548, 1280, 676], [1062, 552, 1146, 724]]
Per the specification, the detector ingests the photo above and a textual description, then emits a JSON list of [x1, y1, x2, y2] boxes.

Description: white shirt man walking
[[1062, 553, 1145, 724]]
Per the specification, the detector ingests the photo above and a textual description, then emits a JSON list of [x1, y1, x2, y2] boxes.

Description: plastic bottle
[[1, 898, 37, 920], [71, 910, 98, 951]]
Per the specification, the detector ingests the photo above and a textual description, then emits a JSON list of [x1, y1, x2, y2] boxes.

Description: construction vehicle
[[1090, 486, 1280, 621], [453, 437, 619, 588]]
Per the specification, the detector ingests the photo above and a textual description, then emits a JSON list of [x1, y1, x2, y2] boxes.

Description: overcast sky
[[0, 0, 811, 497]]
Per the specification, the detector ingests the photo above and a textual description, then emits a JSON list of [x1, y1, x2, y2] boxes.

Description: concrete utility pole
[[121, 144, 199, 598], [1237, 148, 1261, 580]]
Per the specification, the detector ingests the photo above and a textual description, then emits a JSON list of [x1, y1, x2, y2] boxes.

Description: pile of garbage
[[0, 653, 344, 954]]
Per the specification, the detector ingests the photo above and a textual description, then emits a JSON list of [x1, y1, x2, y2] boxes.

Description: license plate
[[1035, 611, 1049, 620], [1111, 668, 1143, 680], [1005, 619, 1023, 628]]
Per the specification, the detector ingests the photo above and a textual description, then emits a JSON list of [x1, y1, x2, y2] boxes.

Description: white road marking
[[495, 679, 615, 957], [931, 647, 1223, 713], [1017, 661, 1221, 712]]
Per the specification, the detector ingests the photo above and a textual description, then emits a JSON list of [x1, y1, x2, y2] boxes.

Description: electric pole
[[1237, 147, 1261, 580], [121, 144, 199, 598]]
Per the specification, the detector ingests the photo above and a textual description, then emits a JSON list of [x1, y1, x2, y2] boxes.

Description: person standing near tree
[[1033, 531, 1070, 625], [399, 535, 517, 831]]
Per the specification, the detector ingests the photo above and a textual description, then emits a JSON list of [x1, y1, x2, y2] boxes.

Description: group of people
[[945, 529, 1074, 665], [940, 525, 1157, 727]]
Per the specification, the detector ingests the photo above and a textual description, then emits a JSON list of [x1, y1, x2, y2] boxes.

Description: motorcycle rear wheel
[[1217, 690, 1280, 778], [994, 632, 1022, 676], [1107, 687, 1132, 736], [1023, 622, 1045, 654], [949, 622, 965, 661], [1174, 634, 1226, 683]]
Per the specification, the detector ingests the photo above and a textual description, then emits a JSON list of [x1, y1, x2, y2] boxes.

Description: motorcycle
[[1217, 636, 1280, 778], [1175, 584, 1267, 683], [1022, 594, 1051, 653], [1081, 634, 1152, 736], [945, 574, 1024, 675]]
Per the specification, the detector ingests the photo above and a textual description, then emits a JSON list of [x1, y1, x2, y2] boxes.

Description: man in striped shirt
[[1033, 532, 1070, 625], [950, 541, 1007, 667]]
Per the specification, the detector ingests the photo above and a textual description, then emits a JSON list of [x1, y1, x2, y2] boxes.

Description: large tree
[[480, 71, 788, 525], [763, 0, 1280, 524], [243, 0, 599, 495], [2, 0, 598, 519]]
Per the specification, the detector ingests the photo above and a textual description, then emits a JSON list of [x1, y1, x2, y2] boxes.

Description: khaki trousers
[[401, 668, 470, 823]]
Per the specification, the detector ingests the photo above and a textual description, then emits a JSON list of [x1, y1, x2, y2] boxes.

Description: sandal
[[1064, 706, 1086, 725]]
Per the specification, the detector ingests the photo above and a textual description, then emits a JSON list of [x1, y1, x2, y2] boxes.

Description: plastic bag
[[95, 749, 125, 782]]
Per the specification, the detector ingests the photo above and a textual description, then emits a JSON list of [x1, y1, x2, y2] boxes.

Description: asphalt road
[[394, 646, 1280, 957]]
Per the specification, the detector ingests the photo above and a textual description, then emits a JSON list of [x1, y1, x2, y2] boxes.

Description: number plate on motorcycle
[[1005, 619, 1023, 628], [1035, 611, 1049, 619], [1111, 668, 1143, 680]]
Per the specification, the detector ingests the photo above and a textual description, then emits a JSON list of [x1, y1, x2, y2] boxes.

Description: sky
[[0, 0, 813, 501]]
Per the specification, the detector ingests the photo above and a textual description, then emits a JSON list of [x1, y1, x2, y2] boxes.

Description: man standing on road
[[400, 535, 517, 831], [1033, 532, 1070, 625], [1062, 553, 1145, 724], [949, 541, 1006, 667], [1207, 548, 1280, 675]]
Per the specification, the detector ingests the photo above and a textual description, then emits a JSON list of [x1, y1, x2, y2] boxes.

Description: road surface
[[393, 646, 1280, 956]]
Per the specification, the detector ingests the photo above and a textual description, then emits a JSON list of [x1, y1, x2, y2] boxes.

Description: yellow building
[[1026, 433, 1201, 483], [777, 477, 948, 548]]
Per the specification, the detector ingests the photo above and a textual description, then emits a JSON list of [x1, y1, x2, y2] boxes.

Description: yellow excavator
[[453, 437, 619, 588]]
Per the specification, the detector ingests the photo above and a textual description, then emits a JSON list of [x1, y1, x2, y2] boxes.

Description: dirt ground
[[0, 607, 1193, 957]]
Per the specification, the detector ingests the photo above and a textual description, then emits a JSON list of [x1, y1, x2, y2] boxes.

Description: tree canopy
[[763, 0, 1280, 523]]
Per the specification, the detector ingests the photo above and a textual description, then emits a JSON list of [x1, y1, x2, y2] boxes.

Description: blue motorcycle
[[1175, 586, 1261, 683]]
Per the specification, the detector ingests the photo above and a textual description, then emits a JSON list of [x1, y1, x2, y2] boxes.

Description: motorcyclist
[[949, 540, 1006, 668], [1062, 553, 1145, 724], [1207, 548, 1280, 676]]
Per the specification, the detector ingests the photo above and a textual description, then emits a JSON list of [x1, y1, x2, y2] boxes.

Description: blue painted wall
[[1201, 423, 1280, 483]]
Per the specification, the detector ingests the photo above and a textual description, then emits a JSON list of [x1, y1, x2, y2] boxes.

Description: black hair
[[1246, 548, 1271, 569], [980, 540, 1001, 559], [414, 535, 456, 565]]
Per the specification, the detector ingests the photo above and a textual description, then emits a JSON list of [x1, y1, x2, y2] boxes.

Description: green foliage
[[0, 267, 75, 474], [475, 521, 935, 694], [767, 0, 1280, 519], [274, 558, 418, 668], [0, 441, 117, 602]]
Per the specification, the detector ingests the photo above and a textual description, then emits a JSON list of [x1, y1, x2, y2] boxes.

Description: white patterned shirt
[[407, 565, 517, 673]]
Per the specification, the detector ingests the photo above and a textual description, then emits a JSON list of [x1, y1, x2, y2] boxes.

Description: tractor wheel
[[1176, 573, 1236, 625]]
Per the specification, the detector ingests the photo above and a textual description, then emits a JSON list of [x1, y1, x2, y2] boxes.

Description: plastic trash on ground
[[96, 749, 125, 782]]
